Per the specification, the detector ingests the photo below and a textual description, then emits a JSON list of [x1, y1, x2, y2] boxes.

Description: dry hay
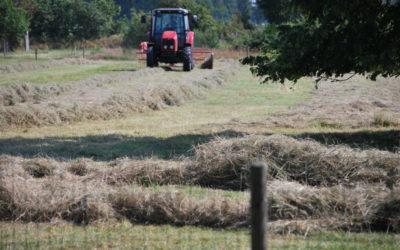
[[264, 75, 400, 129], [0, 60, 240, 129], [0, 158, 246, 227], [103, 158, 187, 186], [0, 58, 98, 74], [0, 133, 399, 232], [110, 187, 247, 227], [190, 134, 400, 189], [0, 67, 163, 107], [0, 83, 71, 106], [0, 175, 115, 223], [1, 134, 398, 190], [1, 164, 398, 233]]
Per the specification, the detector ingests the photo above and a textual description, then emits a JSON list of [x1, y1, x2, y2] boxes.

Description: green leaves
[[30, 0, 119, 45], [0, 0, 28, 48], [244, 0, 400, 83]]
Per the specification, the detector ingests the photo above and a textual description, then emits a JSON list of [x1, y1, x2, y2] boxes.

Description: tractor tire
[[147, 47, 156, 68], [183, 47, 193, 72]]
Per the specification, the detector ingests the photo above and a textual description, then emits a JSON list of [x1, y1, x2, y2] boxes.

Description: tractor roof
[[152, 8, 190, 15]]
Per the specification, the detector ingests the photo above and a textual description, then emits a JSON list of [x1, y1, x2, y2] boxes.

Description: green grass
[[0, 49, 99, 64], [0, 62, 138, 86], [0, 70, 314, 160], [0, 223, 398, 249]]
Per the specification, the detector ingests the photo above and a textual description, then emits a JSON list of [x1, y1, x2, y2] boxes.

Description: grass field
[[1, 223, 399, 249], [1, 50, 400, 249]]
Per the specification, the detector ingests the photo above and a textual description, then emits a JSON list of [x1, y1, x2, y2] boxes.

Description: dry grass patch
[[191, 134, 400, 189], [1, 132, 400, 233], [264, 75, 400, 129], [0, 60, 240, 130], [0, 58, 97, 74]]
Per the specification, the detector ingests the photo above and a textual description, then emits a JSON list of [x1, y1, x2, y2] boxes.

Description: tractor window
[[154, 13, 185, 34]]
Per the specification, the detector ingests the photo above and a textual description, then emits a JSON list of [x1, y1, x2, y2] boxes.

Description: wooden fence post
[[82, 47, 85, 58], [251, 162, 267, 250], [35, 48, 38, 61]]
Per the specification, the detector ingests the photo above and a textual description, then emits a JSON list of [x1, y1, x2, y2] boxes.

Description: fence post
[[82, 47, 85, 58], [251, 162, 267, 250], [35, 48, 38, 61]]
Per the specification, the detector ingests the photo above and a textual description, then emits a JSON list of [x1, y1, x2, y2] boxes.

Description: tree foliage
[[244, 0, 400, 83], [0, 0, 29, 49], [122, 9, 148, 48], [30, 0, 119, 45], [157, 0, 216, 31], [256, 0, 293, 24]]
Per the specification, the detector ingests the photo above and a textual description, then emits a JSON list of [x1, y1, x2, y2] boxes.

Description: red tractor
[[140, 8, 212, 71]]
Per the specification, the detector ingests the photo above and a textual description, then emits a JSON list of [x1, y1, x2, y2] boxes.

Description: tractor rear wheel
[[147, 47, 156, 67], [183, 47, 193, 71]]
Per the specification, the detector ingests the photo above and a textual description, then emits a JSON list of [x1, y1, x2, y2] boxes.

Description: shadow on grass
[[0, 130, 244, 161], [1, 128, 398, 162], [110, 68, 138, 72], [296, 129, 400, 152]]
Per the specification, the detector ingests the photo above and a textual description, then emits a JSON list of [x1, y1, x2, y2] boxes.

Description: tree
[[243, 0, 400, 83], [157, 0, 216, 31], [30, 0, 119, 46], [122, 9, 148, 48], [256, 0, 293, 24], [0, 0, 28, 52]]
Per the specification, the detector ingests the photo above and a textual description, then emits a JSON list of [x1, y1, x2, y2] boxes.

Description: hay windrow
[[0, 58, 98, 74], [264, 75, 400, 129], [0, 60, 240, 129], [191, 134, 400, 188], [1, 165, 399, 232], [1, 131, 400, 233], [0, 67, 164, 107], [110, 187, 247, 227]]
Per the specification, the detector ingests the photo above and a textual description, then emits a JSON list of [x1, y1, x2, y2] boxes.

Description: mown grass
[[148, 185, 250, 202], [0, 62, 138, 86], [0, 49, 98, 64], [0, 222, 398, 249], [0, 70, 314, 160], [1, 62, 399, 248]]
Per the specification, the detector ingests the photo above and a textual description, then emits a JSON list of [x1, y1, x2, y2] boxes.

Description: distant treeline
[[114, 0, 264, 23], [1, 0, 266, 51]]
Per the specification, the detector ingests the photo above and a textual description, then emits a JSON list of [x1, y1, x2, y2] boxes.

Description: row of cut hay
[[0, 58, 98, 74], [190, 134, 400, 189], [0, 173, 246, 227], [1, 165, 399, 233], [263, 75, 400, 129], [0, 83, 72, 106], [0, 61, 240, 129], [1, 133, 399, 189], [0, 67, 164, 106]]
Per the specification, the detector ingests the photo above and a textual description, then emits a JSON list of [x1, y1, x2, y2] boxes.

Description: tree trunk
[[24, 31, 30, 52]]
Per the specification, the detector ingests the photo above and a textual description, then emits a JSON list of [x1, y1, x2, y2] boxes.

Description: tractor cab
[[142, 8, 197, 71], [152, 9, 190, 50]]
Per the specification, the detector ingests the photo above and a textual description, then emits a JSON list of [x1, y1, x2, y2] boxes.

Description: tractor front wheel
[[147, 47, 157, 67], [183, 47, 193, 72]]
